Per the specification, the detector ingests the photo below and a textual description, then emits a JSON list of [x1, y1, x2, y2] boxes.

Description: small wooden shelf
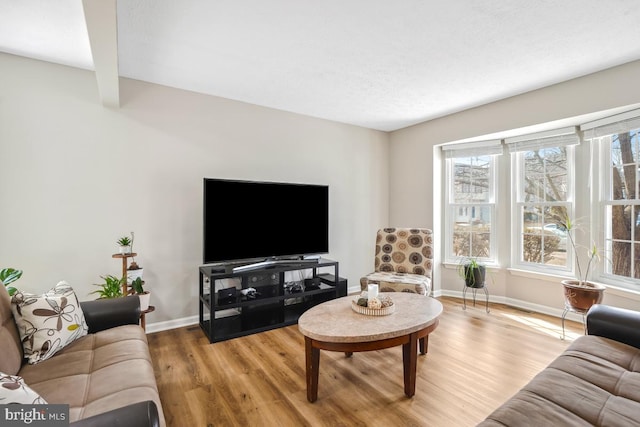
[[141, 305, 155, 330], [111, 253, 138, 259], [112, 253, 137, 296], [112, 252, 152, 331]]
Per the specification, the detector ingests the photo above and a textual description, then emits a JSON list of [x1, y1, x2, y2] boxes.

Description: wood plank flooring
[[147, 297, 583, 427]]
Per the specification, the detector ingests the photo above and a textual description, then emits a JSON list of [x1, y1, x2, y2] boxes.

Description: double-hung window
[[582, 111, 640, 286], [442, 140, 502, 264], [507, 127, 579, 273]]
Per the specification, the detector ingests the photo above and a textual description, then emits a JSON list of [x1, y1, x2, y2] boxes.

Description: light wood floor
[[147, 297, 583, 427]]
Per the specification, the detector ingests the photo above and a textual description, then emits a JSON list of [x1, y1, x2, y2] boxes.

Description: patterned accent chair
[[360, 228, 433, 296]]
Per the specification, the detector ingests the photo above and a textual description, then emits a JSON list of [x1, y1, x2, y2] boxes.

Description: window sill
[[446, 264, 640, 301], [507, 268, 571, 284], [442, 261, 501, 271], [508, 268, 640, 301], [602, 283, 640, 302]]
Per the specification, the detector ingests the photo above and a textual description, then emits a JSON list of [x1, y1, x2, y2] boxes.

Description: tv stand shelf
[[198, 258, 346, 343]]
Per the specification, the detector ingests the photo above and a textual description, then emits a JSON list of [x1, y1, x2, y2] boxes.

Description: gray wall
[[0, 53, 389, 329], [389, 60, 640, 318]]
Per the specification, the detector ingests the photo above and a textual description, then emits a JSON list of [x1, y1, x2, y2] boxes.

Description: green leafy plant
[[457, 257, 486, 288], [131, 277, 146, 294], [117, 236, 132, 247], [0, 268, 23, 296], [91, 275, 124, 299], [558, 214, 600, 284]]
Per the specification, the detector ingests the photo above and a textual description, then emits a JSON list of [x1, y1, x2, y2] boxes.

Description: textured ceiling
[[1, 0, 640, 131]]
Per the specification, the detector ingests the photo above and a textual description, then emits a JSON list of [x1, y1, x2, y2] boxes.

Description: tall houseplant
[[558, 215, 605, 312]]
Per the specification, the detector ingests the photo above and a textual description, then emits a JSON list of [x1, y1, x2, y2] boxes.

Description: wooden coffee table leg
[[305, 336, 320, 402], [402, 332, 418, 397], [419, 336, 428, 355]]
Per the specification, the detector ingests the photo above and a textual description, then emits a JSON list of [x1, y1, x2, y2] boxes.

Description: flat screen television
[[203, 178, 329, 265]]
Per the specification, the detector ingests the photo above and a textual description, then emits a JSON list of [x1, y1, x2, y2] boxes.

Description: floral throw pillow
[[10, 281, 88, 364], [0, 372, 47, 404]]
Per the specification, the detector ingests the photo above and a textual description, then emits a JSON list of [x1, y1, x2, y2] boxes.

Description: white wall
[[389, 59, 640, 316], [0, 53, 389, 327]]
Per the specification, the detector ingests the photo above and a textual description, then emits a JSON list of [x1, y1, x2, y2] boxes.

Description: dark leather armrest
[[80, 296, 141, 333], [70, 400, 159, 427], [586, 304, 640, 349]]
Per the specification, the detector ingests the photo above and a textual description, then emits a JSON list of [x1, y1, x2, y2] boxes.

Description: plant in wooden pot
[[130, 277, 150, 311], [559, 215, 605, 313], [90, 275, 124, 299], [0, 267, 23, 297]]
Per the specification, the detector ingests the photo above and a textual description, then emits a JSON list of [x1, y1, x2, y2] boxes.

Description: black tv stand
[[198, 258, 347, 343], [231, 258, 320, 273]]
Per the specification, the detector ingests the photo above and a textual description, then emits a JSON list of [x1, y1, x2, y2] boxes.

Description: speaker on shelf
[[217, 287, 237, 302], [304, 277, 321, 290]]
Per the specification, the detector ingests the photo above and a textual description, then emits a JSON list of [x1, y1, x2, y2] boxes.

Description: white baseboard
[[146, 289, 585, 334], [437, 289, 586, 323], [146, 315, 199, 334]]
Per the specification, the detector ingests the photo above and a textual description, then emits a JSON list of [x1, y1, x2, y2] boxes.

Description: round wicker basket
[[351, 299, 395, 316]]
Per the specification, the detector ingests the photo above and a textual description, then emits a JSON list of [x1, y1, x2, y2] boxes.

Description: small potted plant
[[130, 277, 150, 311], [457, 257, 486, 288], [127, 260, 144, 284], [0, 268, 23, 297], [117, 234, 132, 255], [90, 275, 124, 299]]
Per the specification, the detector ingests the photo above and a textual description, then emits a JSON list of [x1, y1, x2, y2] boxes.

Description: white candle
[[368, 284, 379, 299]]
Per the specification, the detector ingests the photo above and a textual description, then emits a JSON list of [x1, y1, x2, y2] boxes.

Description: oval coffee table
[[298, 293, 443, 402]]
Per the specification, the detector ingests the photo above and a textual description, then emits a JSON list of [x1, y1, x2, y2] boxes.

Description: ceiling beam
[[82, 0, 119, 107]]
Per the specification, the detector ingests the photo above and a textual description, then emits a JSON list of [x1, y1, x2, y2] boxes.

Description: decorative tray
[[351, 299, 395, 316]]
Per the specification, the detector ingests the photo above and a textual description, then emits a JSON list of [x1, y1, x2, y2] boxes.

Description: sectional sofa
[[0, 284, 165, 426], [479, 304, 640, 426]]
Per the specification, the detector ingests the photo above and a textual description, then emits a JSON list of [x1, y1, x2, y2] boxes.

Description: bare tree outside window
[[519, 147, 569, 266], [606, 130, 640, 279]]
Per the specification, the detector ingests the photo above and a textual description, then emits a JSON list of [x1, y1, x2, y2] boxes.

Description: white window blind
[[581, 108, 640, 139], [441, 139, 503, 158], [505, 126, 580, 153]]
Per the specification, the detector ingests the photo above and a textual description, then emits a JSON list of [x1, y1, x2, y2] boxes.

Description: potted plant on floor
[[558, 215, 605, 312], [130, 277, 150, 311], [0, 268, 23, 297], [91, 275, 124, 299]]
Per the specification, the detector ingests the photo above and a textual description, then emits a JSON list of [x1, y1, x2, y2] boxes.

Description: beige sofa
[[0, 284, 165, 427], [479, 304, 640, 426]]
